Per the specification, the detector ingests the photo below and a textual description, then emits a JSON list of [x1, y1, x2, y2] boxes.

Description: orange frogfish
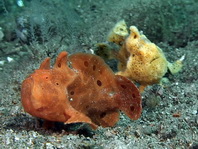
[[21, 51, 142, 129]]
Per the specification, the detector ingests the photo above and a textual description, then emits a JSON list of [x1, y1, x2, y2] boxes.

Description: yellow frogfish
[[96, 20, 183, 92], [116, 26, 169, 91]]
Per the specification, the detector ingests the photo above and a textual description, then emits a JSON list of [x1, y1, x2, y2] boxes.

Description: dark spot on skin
[[45, 77, 48, 79], [132, 94, 136, 98], [58, 63, 61, 68], [97, 80, 102, 86], [56, 83, 59, 85], [121, 84, 127, 89], [130, 105, 135, 112], [93, 65, 96, 71], [70, 91, 74, 95], [100, 112, 106, 118], [84, 61, 89, 67]]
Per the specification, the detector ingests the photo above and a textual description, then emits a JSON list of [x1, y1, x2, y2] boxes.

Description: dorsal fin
[[54, 51, 68, 69], [39, 57, 50, 70], [69, 53, 115, 83]]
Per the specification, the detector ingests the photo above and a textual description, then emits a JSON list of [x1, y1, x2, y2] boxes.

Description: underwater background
[[0, 0, 197, 148]]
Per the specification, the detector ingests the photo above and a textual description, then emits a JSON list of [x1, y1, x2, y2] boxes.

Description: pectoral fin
[[64, 108, 98, 129]]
